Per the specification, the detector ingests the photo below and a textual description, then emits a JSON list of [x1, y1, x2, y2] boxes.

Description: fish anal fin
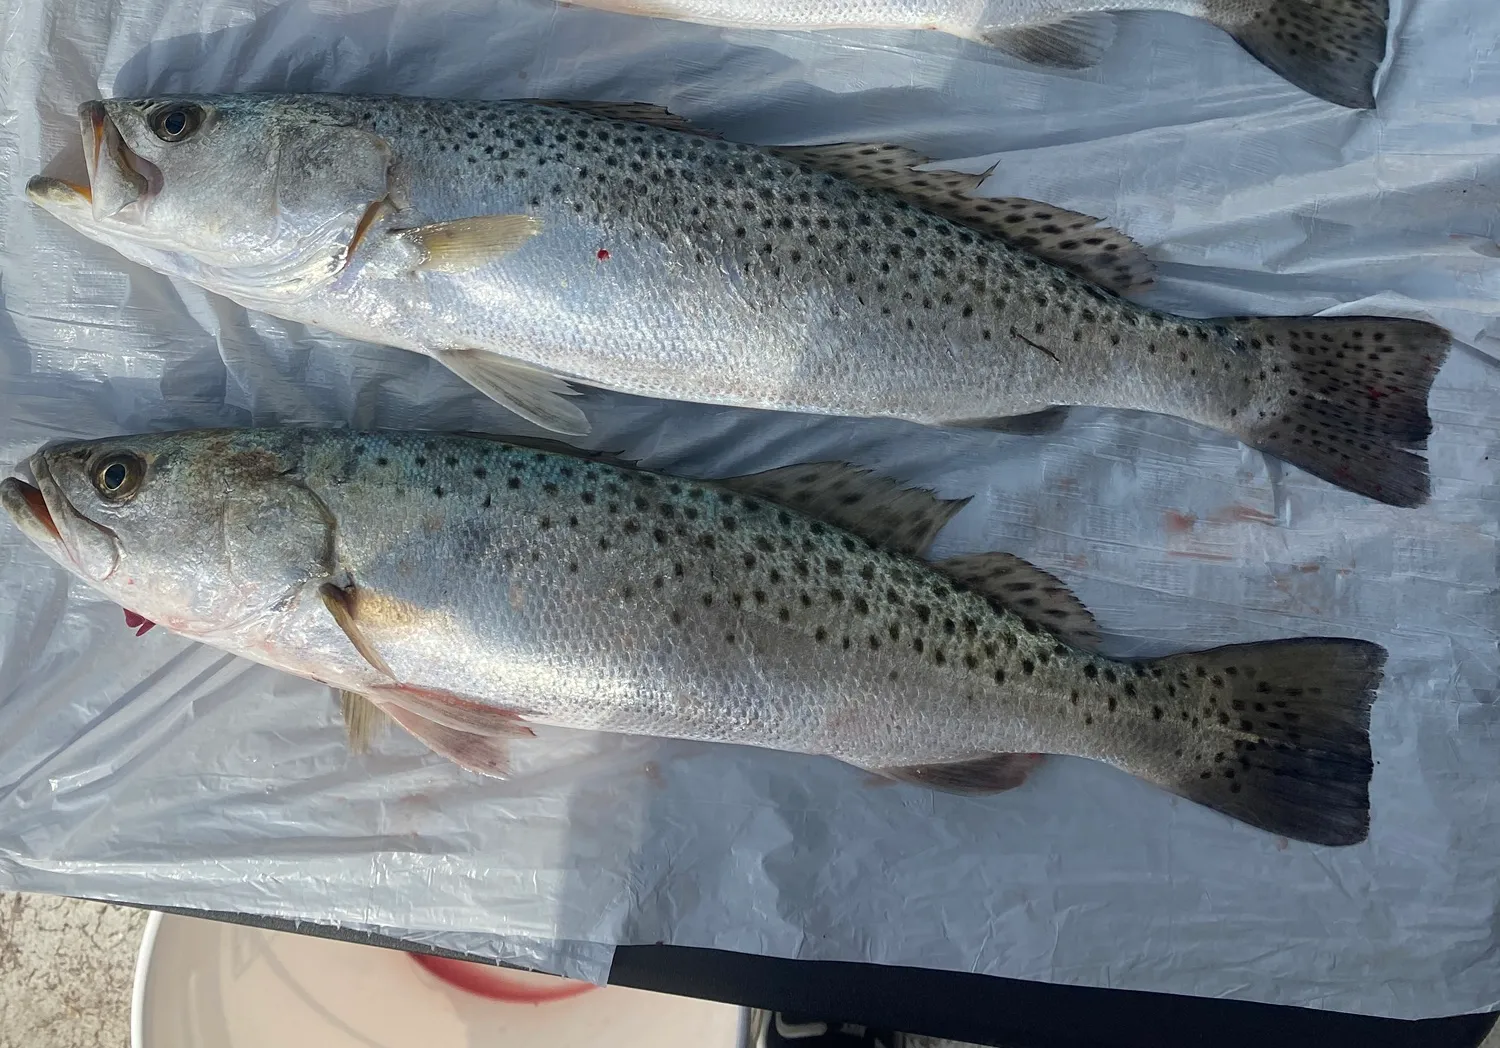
[[772, 144, 1152, 295], [379, 701, 514, 777], [320, 582, 396, 678], [397, 215, 542, 274], [978, 12, 1117, 69], [533, 100, 719, 137], [950, 406, 1072, 436], [934, 552, 1099, 649], [436, 350, 591, 436], [719, 461, 969, 558], [875, 753, 1044, 794]]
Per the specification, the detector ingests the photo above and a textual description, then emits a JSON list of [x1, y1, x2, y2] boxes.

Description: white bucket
[[131, 911, 751, 1048]]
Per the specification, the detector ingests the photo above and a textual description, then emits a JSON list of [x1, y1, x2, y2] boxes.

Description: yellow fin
[[319, 582, 396, 678], [400, 215, 542, 274], [339, 689, 388, 753]]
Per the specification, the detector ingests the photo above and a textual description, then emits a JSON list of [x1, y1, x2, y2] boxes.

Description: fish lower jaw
[[25, 175, 91, 209]]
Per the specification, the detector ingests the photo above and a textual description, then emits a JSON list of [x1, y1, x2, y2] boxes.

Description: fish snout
[[75, 100, 158, 219]]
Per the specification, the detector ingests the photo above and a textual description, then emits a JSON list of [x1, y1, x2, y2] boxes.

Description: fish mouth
[[2, 453, 120, 579], [0, 476, 62, 552], [29, 101, 165, 221], [24, 175, 91, 209]]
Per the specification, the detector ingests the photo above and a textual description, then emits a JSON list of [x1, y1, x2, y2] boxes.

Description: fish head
[[2, 430, 336, 637], [26, 96, 394, 299]]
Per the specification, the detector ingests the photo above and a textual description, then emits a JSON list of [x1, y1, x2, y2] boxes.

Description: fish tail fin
[[1203, 0, 1388, 108], [1221, 314, 1450, 507], [1141, 638, 1383, 846]]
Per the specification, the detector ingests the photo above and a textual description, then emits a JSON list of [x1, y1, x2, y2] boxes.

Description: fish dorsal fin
[[934, 552, 1099, 648], [436, 350, 591, 436], [532, 100, 719, 137], [719, 462, 968, 558], [772, 143, 1153, 295], [978, 13, 1118, 69]]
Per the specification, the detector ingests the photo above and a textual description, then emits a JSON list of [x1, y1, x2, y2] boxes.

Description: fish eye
[[150, 104, 203, 143], [91, 453, 145, 501]]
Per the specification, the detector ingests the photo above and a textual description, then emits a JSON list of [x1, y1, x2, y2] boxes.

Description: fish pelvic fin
[[1222, 314, 1450, 507], [1132, 637, 1383, 847], [1205, 0, 1388, 108], [339, 689, 389, 753]]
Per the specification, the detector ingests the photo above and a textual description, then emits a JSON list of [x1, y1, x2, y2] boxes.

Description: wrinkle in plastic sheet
[[0, 0, 1498, 1021]]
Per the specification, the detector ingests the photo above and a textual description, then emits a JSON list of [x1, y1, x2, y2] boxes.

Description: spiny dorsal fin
[[532, 100, 719, 137], [934, 552, 1099, 648], [719, 462, 969, 558], [772, 142, 1153, 295]]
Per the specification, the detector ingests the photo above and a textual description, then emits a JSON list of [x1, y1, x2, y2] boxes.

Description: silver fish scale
[[302, 432, 1203, 773], [318, 97, 1244, 428]]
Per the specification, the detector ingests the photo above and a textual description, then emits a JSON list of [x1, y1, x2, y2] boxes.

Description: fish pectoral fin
[[532, 100, 719, 138], [378, 701, 516, 778], [873, 753, 1045, 795], [338, 689, 389, 753], [372, 683, 537, 739], [771, 145, 1152, 295], [719, 461, 969, 558], [978, 13, 1117, 69], [933, 552, 1100, 649], [396, 214, 542, 274], [320, 582, 397, 678], [435, 350, 592, 436]]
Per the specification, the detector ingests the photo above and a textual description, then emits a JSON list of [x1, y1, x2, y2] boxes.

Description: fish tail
[[1203, 0, 1388, 108], [1137, 637, 1384, 846], [1221, 314, 1450, 507]]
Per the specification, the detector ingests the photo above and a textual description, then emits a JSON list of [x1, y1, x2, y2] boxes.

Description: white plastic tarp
[[0, 0, 1497, 1021]]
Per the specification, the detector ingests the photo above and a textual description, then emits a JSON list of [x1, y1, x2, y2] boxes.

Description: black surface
[[118, 901, 1497, 1048], [610, 944, 1499, 1048]]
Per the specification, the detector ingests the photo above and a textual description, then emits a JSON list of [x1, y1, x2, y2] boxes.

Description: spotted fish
[[566, 0, 1392, 109], [2, 428, 1383, 845], [28, 94, 1448, 506]]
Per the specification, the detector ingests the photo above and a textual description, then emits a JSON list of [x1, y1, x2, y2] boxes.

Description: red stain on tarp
[[1217, 504, 1276, 526], [1163, 511, 1196, 533]]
